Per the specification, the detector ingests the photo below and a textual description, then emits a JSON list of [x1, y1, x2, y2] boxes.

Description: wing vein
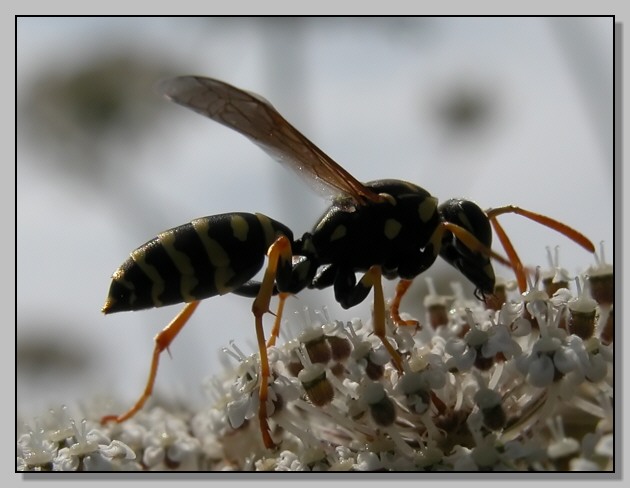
[[155, 75, 381, 206]]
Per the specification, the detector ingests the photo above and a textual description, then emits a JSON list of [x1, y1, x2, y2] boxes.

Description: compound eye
[[458, 201, 492, 247]]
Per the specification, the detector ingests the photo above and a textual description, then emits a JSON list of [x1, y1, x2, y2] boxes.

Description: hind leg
[[101, 300, 200, 424]]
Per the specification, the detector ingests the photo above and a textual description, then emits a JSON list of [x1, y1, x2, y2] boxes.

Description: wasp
[[100, 76, 595, 449]]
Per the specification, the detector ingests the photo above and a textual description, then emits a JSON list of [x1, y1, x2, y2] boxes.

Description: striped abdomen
[[102, 212, 293, 314]]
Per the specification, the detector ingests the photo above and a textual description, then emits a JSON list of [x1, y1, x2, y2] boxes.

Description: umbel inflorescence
[[17, 246, 614, 471]]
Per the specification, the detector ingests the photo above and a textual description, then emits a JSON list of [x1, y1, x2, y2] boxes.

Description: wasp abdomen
[[102, 212, 293, 314]]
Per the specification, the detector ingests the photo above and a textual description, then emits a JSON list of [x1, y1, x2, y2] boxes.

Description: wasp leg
[[265, 257, 319, 347], [390, 279, 420, 328], [235, 255, 315, 349], [266, 292, 290, 348], [363, 266, 404, 372], [485, 205, 595, 253], [333, 266, 404, 372], [488, 217, 527, 293], [233, 285, 300, 348], [101, 300, 200, 425], [310, 263, 336, 290], [232, 281, 287, 347], [232, 280, 276, 298], [485, 205, 595, 293], [390, 223, 509, 329], [251, 235, 293, 449]]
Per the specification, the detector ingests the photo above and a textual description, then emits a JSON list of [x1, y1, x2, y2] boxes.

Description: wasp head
[[438, 198, 495, 296]]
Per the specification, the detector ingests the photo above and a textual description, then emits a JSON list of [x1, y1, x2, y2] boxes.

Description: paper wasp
[[101, 76, 595, 449]]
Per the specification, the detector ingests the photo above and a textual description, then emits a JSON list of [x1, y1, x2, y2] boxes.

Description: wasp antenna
[[441, 222, 512, 266], [485, 205, 595, 254]]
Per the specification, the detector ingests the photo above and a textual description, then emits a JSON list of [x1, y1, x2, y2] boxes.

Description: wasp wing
[[155, 76, 380, 207]]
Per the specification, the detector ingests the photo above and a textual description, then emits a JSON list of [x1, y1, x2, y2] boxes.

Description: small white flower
[[396, 371, 431, 414], [481, 323, 522, 359], [140, 410, 201, 470], [502, 438, 546, 465], [52, 418, 138, 471], [445, 445, 476, 471], [275, 450, 306, 471], [594, 433, 614, 459], [568, 336, 611, 383], [17, 426, 56, 471], [226, 389, 256, 429], [355, 451, 383, 471], [445, 335, 477, 371]]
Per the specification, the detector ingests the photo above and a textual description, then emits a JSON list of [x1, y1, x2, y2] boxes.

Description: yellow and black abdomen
[[102, 212, 293, 314]]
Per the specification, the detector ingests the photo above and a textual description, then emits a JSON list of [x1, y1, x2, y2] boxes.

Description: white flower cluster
[[17, 248, 614, 472], [17, 405, 139, 471]]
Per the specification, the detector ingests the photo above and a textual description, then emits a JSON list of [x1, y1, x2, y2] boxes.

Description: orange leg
[[485, 205, 595, 293], [251, 236, 293, 449], [485, 205, 595, 254], [364, 265, 404, 372], [266, 292, 290, 348], [390, 279, 420, 328], [488, 217, 527, 293], [101, 300, 200, 425]]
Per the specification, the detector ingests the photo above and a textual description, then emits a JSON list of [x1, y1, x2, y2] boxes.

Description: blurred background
[[17, 17, 613, 419]]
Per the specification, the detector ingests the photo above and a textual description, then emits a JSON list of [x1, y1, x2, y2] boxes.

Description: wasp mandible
[[100, 76, 595, 449]]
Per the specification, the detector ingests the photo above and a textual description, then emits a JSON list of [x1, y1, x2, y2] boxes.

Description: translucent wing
[[155, 76, 381, 206]]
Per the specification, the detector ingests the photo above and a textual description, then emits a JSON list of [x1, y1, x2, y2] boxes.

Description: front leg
[[332, 266, 365, 309], [333, 266, 404, 371], [390, 279, 420, 328]]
